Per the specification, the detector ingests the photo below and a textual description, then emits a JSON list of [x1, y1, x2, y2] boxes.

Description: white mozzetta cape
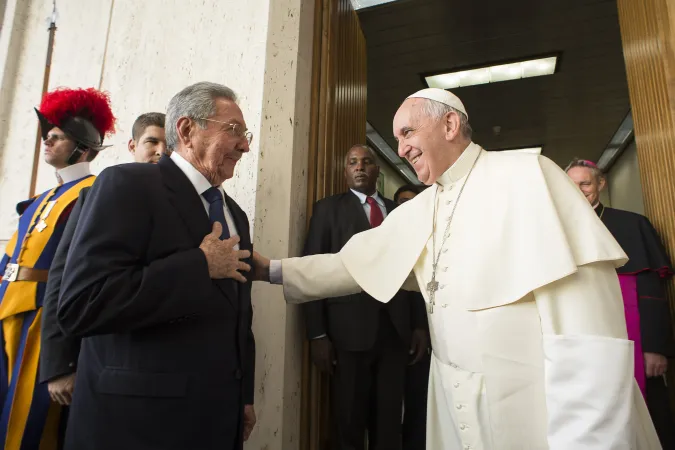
[[280, 143, 660, 449]]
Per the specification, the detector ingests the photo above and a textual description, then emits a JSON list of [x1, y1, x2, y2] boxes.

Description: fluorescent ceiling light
[[351, 0, 401, 9], [597, 111, 633, 170], [425, 56, 558, 89], [497, 147, 543, 154]]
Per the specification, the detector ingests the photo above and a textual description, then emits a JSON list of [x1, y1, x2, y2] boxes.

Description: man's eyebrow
[[394, 126, 412, 140]]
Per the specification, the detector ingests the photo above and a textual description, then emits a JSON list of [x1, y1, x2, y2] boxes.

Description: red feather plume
[[39, 87, 116, 137]]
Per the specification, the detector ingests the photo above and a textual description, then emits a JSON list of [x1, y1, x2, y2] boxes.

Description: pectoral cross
[[426, 276, 439, 314]]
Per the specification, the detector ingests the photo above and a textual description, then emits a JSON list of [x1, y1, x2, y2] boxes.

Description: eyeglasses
[[198, 118, 253, 145]]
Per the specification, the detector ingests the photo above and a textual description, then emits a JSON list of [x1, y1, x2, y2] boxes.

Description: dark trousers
[[58, 406, 69, 450], [647, 376, 675, 449], [330, 314, 407, 450], [401, 351, 430, 450]]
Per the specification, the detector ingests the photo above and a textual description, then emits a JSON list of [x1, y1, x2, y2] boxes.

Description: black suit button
[[234, 369, 243, 380]]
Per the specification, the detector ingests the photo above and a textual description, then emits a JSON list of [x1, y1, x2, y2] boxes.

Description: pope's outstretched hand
[[252, 251, 271, 282]]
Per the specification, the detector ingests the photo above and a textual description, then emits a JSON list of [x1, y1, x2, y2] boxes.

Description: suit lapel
[[383, 197, 396, 215], [219, 193, 253, 311], [346, 191, 372, 232], [224, 194, 252, 253], [159, 156, 211, 247], [159, 156, 241, 312]]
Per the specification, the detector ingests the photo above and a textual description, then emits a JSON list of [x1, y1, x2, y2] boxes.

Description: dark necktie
[[201, 186, 230, 240], [366, 196, 384, 228]]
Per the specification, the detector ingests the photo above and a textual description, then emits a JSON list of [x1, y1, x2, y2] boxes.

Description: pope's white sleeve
[[534, 262, 654, 450], [280, 254, 361, 304], [278, 254, 419, 304]]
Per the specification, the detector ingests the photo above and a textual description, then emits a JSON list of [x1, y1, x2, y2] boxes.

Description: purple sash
[[618, 274, 646, 398]]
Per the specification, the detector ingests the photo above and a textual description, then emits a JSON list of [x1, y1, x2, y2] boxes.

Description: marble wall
[[1, 0, 271, 237], [607, 140, 645, 214], [373, 153, 407, 200], [0, 0, 315, 447]]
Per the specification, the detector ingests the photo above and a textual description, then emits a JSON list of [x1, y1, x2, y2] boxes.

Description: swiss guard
[[0, 87, 115, 449]]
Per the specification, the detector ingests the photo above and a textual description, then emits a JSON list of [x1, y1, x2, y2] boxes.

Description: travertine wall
[[375, 155, 406, 200], [1, 0, 270, 237], [607, 140, 645, 215], [0, 0, 313, 447]]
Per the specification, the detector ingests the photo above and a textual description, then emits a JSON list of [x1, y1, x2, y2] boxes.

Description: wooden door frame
[[300, 0, 367, 448]]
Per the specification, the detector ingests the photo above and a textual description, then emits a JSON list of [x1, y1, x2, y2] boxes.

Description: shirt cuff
[[270, 260, 283, 285]]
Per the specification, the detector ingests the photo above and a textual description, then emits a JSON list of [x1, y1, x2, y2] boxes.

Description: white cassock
[[273, 143, 661, 449]]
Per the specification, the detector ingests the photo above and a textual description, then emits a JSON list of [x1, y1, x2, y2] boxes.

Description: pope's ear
[[444, 111, 462, 141]]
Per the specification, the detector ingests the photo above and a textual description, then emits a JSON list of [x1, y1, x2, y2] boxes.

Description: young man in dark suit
[[57, 83, 256, 450], [304, 145, 428, 450], [40, 112, 168, 407]]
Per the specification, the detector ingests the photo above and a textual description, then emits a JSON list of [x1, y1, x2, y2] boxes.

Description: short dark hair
[[131, 112, 166, 140], [394, 184, 424, 202], [344, 144, 378, 167]]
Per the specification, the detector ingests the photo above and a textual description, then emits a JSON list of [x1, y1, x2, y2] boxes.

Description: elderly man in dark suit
[[57, 82, 256, 450], [304, 145, 428, 450]]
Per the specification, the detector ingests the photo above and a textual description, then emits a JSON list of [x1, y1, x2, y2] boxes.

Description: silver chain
[[427, 151, 481, 313]]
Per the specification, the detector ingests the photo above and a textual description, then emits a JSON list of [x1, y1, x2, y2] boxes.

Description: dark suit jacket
[[40, 187, 89, 383], [303, 191, 427, 352], [57, 156, 255, 450]]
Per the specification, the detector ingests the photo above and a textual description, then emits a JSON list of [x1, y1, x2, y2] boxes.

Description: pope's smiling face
[[393, 98, 463, 185]]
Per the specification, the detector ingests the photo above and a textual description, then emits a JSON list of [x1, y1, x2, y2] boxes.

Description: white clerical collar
[[436, 142, 482, 187], [57, 162, 91, 184], [350, 189, 384, 207], [170, 151, 222, 196]]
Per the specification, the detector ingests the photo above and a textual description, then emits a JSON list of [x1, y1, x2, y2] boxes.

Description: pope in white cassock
[[253, 88, 661, 449]]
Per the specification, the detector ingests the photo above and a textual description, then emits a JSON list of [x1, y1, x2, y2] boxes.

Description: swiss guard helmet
[[34, 87, 116, 165]]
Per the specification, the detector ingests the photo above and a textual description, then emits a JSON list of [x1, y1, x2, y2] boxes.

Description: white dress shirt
[[170, 152, 239, 249], [349, 189, 388, 222], [56, 162, 91, 184]]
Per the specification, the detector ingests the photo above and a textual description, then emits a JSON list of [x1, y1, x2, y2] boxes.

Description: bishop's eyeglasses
[[198, 118, 253, 145]]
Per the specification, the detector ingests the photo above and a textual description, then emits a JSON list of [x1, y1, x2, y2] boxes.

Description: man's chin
[[215, 170, 235, 184], [415, 171, 431, 185], [44, 155, 58, 166]]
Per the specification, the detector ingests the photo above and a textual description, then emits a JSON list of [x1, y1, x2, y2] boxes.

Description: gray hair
[[165, 82, 238, 151], [565, 158, 605, 181], [420, 99, 473, 140], [344, 144, 379, 167]]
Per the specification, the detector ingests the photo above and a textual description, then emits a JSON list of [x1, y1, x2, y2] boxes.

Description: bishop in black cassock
[[567, 158, 675, 448]]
